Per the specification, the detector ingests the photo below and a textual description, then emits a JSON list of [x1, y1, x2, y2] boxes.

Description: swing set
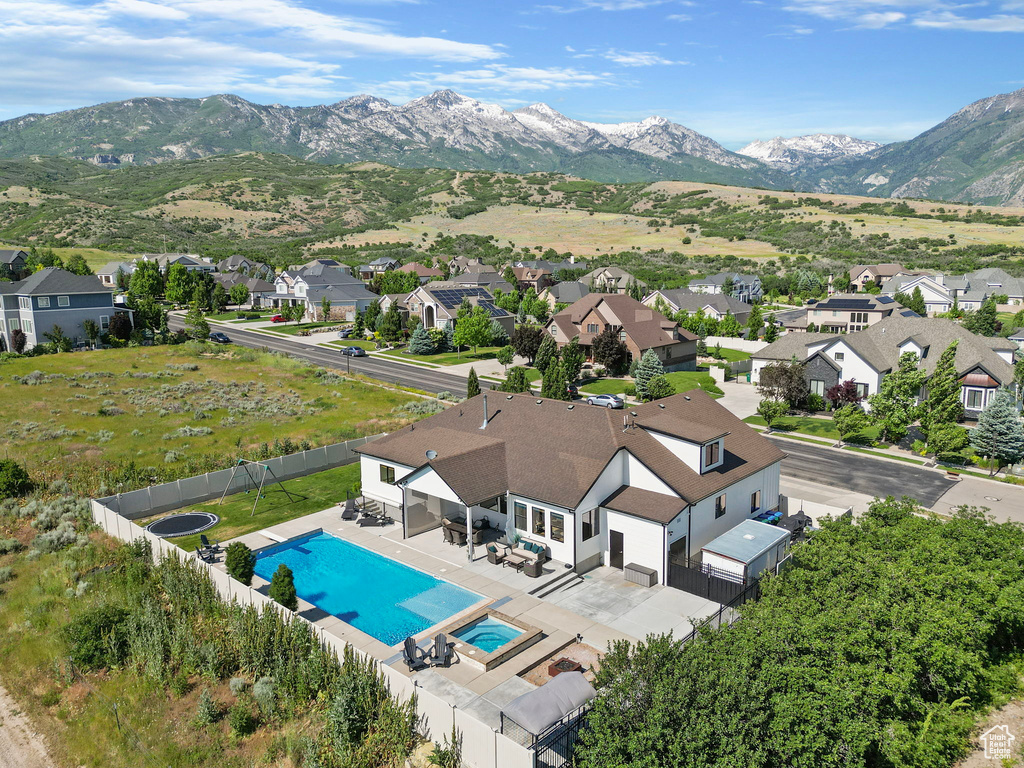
[[219, 459, 298, 517]]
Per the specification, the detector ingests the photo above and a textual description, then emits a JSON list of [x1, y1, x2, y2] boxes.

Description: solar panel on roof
[[819, 299, 874, 310]]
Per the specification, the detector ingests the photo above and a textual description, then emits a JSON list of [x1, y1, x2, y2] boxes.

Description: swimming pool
[[254, 531, 482, 646], [451, 615, 524, 653]]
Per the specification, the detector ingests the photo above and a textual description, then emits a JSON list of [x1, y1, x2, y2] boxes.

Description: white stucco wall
[[686, 462, 781, 554], [624, 451, 680, 495], [645, 432, 702, 473], [402, 466, 462, 505], [508, 493, 575, 564], [824, 340, 882, 397], [359, 455, 414, 507], [604, 510, 666, 582]]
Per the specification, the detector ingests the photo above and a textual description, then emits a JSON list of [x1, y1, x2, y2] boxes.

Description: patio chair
[[199, 534, 221, 553], [523, 559, 543, 579], [485, 543, 505, 565], [442, 527, 455, 546], [357, 514, 385, 528], [429, 633, 455, 668], [341, 498, 360, 521], [402, 636, 429, 671], [452, 529, 467, 546], [195, 545, 216, 564]]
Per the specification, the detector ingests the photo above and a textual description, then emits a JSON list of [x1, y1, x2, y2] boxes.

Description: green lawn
[[706, 347, 751, 362], [264, 321, 340, 336], [580, 370, 724, 398], [207, 310, 275, 321], [383, 346, 504, 366], [842, 446, 926, 465], [744, 414, 880, 442], [324, 339, 377, 351], [155, 463, 361, 551]]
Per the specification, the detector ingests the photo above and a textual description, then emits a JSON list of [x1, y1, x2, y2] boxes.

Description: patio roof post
[[465, 502, 474, 562]]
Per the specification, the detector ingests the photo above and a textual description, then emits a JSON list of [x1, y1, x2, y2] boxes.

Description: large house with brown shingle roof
[[357, 390, 785, 584], [546, 294, 698, 371]]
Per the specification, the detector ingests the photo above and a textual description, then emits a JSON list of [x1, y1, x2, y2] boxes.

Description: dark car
[[566, 383, 579, 398], [269, 314, 286, 323], [208, 332, 231, 344], [341, 346, 367, 357], [338, 328, 353, 339], [586, 393, 624, 409]]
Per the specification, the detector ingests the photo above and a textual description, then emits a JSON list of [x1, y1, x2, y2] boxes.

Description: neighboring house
[[643, 288, 752, 325], [804, 294, 916, 333], [0, 268, 130, 350], [775, 308, 810, 333], [213, 272, 276, 307], [751, 316, 1017, 418], [848, 263, 912, 291], [288, 259, 352, 275], [511, 258, 577, 275], [273, 262, 377, 318], [511, 267, 553, 293], [357, 390, 786, 584], [688, 272, 763, 303], [96, 261, 135, 288], [378, 293, 411, 317], [405, 284, 514, 336], [0, 249, 30, 281], [538, 281, 590, 309], [447, 269, 514, 295], [581, 266, 645, 295], [1007, 328, 1024, 351], [396, 262, 443, 284], [216, 254, 274, 280], [546, 294, 698, 371], [356, 256, 401, 281], [881, 268, 1024, 313], [136, 253, 216, 274], [448, 256, 485, 274]]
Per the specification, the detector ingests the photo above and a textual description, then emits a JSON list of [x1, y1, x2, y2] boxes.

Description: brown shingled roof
[[549, 294, 697, 351], [357, 390, 786, 522]]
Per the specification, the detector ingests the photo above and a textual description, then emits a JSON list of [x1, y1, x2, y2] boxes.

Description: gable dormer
[[644, 429, 727, 474]]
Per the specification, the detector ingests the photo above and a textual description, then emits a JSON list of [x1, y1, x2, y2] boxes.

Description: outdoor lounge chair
[[200, 534, 222, 552], [486, 543, 505, 565], [195, 545, 216, 563], [357, 513, 385, 528], [523, 559, 544, 578], [429, 633, 455, 668], [402, 636, 429, 671], [341, 498, 360, 521]]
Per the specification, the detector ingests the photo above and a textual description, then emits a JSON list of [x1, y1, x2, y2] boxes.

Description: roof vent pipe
[[480, 394, 489, 430]]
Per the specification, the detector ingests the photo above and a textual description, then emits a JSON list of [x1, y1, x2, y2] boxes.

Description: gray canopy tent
[[500, 671, 596, 748]]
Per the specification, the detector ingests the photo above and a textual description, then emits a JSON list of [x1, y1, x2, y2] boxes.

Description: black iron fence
[[667, 556, 760, 604]]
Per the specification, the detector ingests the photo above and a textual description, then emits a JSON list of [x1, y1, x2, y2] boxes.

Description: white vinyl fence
[[89, 438, 535, 768]]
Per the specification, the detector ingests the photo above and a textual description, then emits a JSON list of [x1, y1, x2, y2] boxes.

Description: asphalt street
[[769, 436, 958, 508], [169, 318, 485, 397]]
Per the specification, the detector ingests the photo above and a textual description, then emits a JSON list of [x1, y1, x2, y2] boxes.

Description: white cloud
[[853, 11, 905, 27], [602, 49, 688, 65], [914, 11, 1024, 31], [666, 13, 692, 20], [365, 64, 619, 102], [103, 0, 190, 20], [778, 1, 1024, 32]]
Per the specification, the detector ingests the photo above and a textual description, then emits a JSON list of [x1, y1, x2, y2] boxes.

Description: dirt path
[[956, 699, 1024, 767], [0, 682, 54, 768]]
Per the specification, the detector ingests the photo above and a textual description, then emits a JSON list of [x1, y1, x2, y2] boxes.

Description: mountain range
[[1, 87, 1023, 206]]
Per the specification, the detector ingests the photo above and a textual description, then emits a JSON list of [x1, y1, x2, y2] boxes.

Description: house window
[[855, 383, 869, 398], [58, 295, 70, 307], [581, 508, 599, 541], [9, 319, 19, 331], [23, 320, 32, 334], [18, 297, 30, 310], [38, 297, 50, 308], [810, 379, 825, 396], [587, 323, 599, 333], [834, 352, 845, 362], [550, 513, 564, 543], [514, 502, 527, 531], [751, 490, 761, 513], [379, 465, 396, 485], [715, 494, 727, 519], [532, 507, 546, 537], [619, 330, 627, 342], [814, 309, 821, 316], [966, 389, 984, 410], [852, 312, 868, 324], [704, 441, 720, 468]]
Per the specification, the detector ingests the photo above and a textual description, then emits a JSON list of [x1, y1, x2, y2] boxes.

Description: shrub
[[40, 690, 61, 707], [428, 725, 463, 768], [61, 604, 130, 670], [228, 702, 258, 737], [646, 375, 675, 401], [804, 393, 826, 413], [195, 689, 220, 726], [253, 676, 276, 718], [268, 564, 298, 611], [229, 677, 249, 697], [33, 522, 81, 553], [169, 670, 191, 697], [225, 542, 255, 586], [0, 566, 13, 583], [623, 384, 637, 397], [0, 459, 32, 499], [938, 452, 968, 466], [0, 538, 23, 554]]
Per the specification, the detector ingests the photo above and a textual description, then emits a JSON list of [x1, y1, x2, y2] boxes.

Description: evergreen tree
[[466, 367, 481, 398], [379, 303, 403, 343], [224, 542, 255, 586], [561, 336, 585, 382], [718, 312, 742, 338], [746, 305, 763, 338], [763, 322, 780, 343], [363, 300, 381, 330], [409, 324, 435, 355], [921, 341, 963, 434], [489, 320, 510, 347], [627, 280, 643, 301], [184, 302, 210, 341], [964, 298, 998, 336], [320, 295, 332, 322], [868, 351, 925, 444], [633, 349, 665, 402], [970, 389, 1024, 475], [268, 564, 298, 611], [541, 360, 569, 400], [498, 366, 532, 393], [352, 310, 364, 338], [910, 287, 927, 316], [534, 335, 557, 374]]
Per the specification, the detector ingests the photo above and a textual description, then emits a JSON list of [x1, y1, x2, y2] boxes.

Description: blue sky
[[1, 0, 1022, 148]]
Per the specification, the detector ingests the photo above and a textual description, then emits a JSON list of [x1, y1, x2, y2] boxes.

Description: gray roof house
[[97, 261, 135, 288], [0, 249, 29, 280], [405, 284, 515, 335], [539, 281, 590, 308], [274, 262, 377, 318], [0, 268, 128, 350], [137, 253, 216, 274], [357, 256, 401, 280], [752, 316, 1016, 419], [688, 272, 763, 303], [216, 254, 274, 279], [448, 270, 514, 294], [643, 288, 752, 324], [581, 266, 645, 294]]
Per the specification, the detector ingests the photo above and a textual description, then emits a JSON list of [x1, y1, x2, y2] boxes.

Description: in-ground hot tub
[[146, 511, 220, 538], [439, 609, 542, 671]]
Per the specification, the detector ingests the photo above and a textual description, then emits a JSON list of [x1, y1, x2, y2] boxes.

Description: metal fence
[[667, 556, 759, 604]]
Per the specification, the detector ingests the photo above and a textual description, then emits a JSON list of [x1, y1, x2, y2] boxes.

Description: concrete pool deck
[[208, 505, 721, 729]]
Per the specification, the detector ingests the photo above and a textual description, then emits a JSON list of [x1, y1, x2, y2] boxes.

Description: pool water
[[451, 616, 524, 653], [254, 532, 481, 646]]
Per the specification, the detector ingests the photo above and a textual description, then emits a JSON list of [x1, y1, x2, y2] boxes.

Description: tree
[[268, 564, 298, 611], [10, 328, 26, 354], [533, 335, 558, 374], [287, 303, 305, 324], [184, 302, 210, 341], [541, 360, 569, 400], [503, 265, 517, 284], [82, 319, 100, 347], [0, 459, 32, 498], [511, 325, 543, 364], [129, 260, 163, 300], [224, 542, 255, 586], [591, 326, 629, 374], [909, 287, 927, 316], [970, 389, 1024, 475], [746, 305, 763, 338], [352, 310, 365, 338], [720, 276, 735, 296], [825, 379, 863, 409], [498, 366, 532, 393], [452, 306, 493, 354], [379, 303, 403, 343], [561, 336, 584, 382], [633, 349, 665, 402], [211, 284, 229, 314], [108, 313, 132, 341], [489, 319, 510, 347], [833, 403, 870, 444], [164, 263, 192, 305], [409, 324, 435, 355], [466, 367, 481, 398], [757, 398, 789, 428], [627, 280, 643, 301], [1015, 355, 1024, 398], [43, 325, 71, 352], [496, 344, 515, 371], [963, 297, 998, 337], [65, 253, 93, 276], [757, 360, 807, 406], [646, 375, 674, 401], [763, 321, 780, 343], [230, 283, 250, 308], [363, 300, 381, 330], [927, 422, 969, 456], [921, 341, 963, 435], [868, 351, 925, 444], [718, 312, 742, 338]]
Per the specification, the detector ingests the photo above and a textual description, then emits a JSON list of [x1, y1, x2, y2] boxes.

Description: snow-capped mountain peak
[[738, 133, 882, 170]]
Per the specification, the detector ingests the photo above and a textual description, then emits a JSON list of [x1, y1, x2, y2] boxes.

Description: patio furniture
[[442, 527, 455, 545], [486, 543, 505, 565], [341, 498, 360, 521], [200, 534, 222, 553], [503, 553, 528, 571], [523, 559, 543, 578], [402, 636, 429, 671], [357, 513, 386, 528], [195, 545, 216, 564], [428, 633, 455, 668], [548, 657, 583, 677], [452, 529, 467, 546]]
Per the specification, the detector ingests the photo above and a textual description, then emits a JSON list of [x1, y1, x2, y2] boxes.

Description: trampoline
[[146, 512, 220, 538]]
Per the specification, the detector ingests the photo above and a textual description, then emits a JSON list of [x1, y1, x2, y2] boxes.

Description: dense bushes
[[0, 459, 32, 499], [62, 605, 131, 670], [579, 498, 1024, 768]]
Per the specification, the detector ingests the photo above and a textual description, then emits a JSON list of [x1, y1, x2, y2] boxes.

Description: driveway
[[716, 380, 761, 419]]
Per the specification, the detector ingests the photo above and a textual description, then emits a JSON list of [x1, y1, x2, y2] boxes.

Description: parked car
[[566, 383, 579, 398], [338, 328, 353, 339], [341, 346, 367, 357], [269, 314, 286, 323], [208, 332, 231, 344], [586, 393, 624, 409]]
